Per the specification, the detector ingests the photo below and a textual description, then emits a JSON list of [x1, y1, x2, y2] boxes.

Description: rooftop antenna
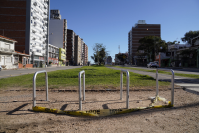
[[118, 45, 120, 53]]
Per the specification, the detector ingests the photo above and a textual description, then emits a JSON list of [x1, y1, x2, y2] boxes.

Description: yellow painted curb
[[32, 102, 172, 117]]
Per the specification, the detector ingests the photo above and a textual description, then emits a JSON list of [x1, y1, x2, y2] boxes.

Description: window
[[23, 58, 26, 64], [6, 57, 12, 63]]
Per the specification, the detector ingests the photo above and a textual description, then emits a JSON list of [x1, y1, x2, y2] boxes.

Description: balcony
[[33, 2, 37, 6], [32, 30, 36, 33], [33, 16, 37, 20], [43, 18, 48, 21], [0, 47, 15, 53]]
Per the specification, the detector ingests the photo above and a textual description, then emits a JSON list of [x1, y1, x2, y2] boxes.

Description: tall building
[[81, 39, 84, 65], [74, 35, 82, 65], [0, 0, 50, 67], [67, 29, 75, 65], [128, 20, 160, 65], [83, 43, 88, 65], [49, 10, 67, 50], [49, 10, 67, 65]]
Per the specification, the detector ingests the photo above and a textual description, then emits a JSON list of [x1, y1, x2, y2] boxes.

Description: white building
[[48, 44, 59, 65], [0, 0, 50, 68], [30, 0, 50, 67], [0, 35, 17, 69]]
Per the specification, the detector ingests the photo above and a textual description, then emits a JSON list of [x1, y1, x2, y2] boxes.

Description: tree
[[137, 36, 167, 62], [167, 40, 178, 45], [91, 43, 108, 65], [116, 53, 128, 65], [181, 30, 199, 44]]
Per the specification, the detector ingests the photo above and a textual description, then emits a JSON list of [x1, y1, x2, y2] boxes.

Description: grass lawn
[[0, 66, 170, 90], [114, 66, 199, 79]]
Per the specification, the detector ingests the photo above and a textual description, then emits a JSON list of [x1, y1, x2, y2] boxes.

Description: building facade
[[0, 35, 17, 69], [0, 0, 50, 67], [0, 35, 32, 69], [67, 29, 75, 65], [106, 56, 112, 65], [59, 48, 66, 66], [48, 44, 59, 65], [49, 10, 67, 65], [83, 43, 88, 65], [128, 20, 160, 65], [74, 35, 82, 65]]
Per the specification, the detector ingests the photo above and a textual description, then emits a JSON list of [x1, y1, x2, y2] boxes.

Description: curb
[[183, 87, 199, 95]]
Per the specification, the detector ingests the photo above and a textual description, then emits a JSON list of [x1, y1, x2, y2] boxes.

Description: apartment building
[[83, 43, 88, 65], [49, 10, 67, 65], [74, 35, 82, 66], [49, 10, 67, 49], [0, 0, 50, 67], [67, 29, 75, 65], [48, 44, 59, 65], [128, 20, 160, 65]]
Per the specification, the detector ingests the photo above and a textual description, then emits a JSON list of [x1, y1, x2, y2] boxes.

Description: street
[[108, 66, 199, 95], [0, 66, 82, 79]]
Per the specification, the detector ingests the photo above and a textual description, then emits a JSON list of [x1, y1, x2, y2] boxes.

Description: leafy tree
[[116, 53, 128, 64], [91, 43, 108, 65], [181, 30, 199, 44], [167, 40, 178, 45], [137, 36, 167, 62]]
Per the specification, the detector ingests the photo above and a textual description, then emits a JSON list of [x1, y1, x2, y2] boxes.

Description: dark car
[[147, 62, 159, 68]]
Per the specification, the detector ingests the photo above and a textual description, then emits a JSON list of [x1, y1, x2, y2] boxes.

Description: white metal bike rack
[[120, 70, 130, 109], [33, 70, 48, 107], [79, 70, 85, 110], [156, 68, 174, 106]]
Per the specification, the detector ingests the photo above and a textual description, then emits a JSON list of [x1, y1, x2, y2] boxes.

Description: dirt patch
[[2, 84, 181, 91], [0, 89, 198, 133]]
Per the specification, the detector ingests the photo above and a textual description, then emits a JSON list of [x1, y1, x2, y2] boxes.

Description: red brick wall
[[18, 63, 23, 68], [25, 64, 33, 68]]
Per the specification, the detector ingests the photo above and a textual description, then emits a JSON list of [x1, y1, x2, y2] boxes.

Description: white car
[[147, 62, 159, 68], [0, 65, 2, 71]]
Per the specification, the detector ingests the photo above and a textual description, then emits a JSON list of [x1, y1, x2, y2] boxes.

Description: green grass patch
[[0, 65, 170, 90], [115, 66, 199, 79]]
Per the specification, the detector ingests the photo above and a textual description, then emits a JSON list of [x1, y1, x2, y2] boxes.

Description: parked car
[[0, 65, 2, 71], [147, 62, 159, 68]]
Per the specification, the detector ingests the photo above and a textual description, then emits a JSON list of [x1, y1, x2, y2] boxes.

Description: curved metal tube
[[79, 70, 85, 110], [33, 70, 48, 107], [120, 70, 130, 109]]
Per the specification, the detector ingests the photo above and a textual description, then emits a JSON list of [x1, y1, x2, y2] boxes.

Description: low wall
[[18, 63, 33, 68], [18, 63, 23, 68], [25, 64, 33, 68]]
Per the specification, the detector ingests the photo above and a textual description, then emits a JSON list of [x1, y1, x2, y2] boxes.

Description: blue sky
[[50, 0, 199, 63]]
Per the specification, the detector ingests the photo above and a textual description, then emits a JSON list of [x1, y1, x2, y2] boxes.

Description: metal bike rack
[[33, 70, 48, 107], [156, 68, 174, 106], [79, 70, 85, 110], [120, 70, 130, 109]]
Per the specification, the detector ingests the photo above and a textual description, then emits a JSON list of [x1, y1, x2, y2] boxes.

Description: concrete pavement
[[108, 66, 199, 95]]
